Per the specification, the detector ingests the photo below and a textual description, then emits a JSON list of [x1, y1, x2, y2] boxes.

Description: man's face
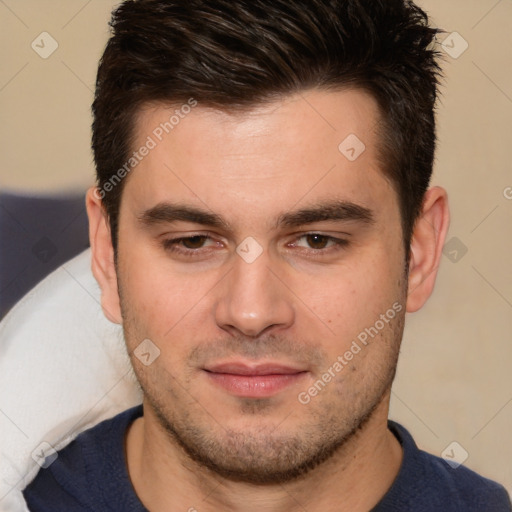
[[115, 89, 407, 483]]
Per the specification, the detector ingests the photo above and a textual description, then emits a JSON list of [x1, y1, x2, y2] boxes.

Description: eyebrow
[[138, 200, 375, 231], [138, 203, 230, 230], [275, 200, 375, 229]]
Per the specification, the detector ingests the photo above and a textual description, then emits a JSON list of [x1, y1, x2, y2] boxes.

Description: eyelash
[[161, 235, 217, 257], [161, 233, 350, 257]]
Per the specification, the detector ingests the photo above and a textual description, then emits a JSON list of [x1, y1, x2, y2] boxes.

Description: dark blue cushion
[[0, 192, 89, 319]]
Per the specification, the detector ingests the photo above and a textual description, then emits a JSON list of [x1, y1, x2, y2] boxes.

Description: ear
[[406, 186, 450, 313], [85, 187, 123, 324]]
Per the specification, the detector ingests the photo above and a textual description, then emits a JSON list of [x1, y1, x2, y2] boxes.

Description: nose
[[214, 250, 295, 338]]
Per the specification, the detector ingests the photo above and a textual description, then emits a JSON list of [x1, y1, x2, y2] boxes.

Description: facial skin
[[87, 89, 450, 511]]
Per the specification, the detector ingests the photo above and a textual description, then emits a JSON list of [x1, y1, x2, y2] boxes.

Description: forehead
[[122, 89, 397, 225]]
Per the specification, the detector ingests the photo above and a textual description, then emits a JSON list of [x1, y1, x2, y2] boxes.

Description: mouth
[[203, 361, 309, 398]]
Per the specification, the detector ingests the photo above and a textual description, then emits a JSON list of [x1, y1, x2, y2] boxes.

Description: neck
[[125, 391, 402, 512]]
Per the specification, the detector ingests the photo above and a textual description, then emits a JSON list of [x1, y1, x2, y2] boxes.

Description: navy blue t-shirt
[[23, 405, 511, 511]]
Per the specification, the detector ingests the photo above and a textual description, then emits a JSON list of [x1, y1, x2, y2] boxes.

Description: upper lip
[[204, 362, 307, 376]]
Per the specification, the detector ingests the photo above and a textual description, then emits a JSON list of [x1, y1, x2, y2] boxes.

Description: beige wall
[[1, 0, 511, 495], [391, 0, 512, 495]]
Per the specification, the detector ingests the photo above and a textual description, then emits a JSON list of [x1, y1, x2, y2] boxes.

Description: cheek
[[117, 246, 219, 348], [117, 246, 175, 342], [291, 245, 404, 349]]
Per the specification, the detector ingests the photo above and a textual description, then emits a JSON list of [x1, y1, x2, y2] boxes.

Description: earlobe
[[85, 187, 123, 324], [406, 186, 450, 313]]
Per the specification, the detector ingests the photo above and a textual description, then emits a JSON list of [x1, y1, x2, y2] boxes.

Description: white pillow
[[0, 249, 142, 512]]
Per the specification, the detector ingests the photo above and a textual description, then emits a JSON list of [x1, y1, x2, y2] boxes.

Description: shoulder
[[22, 405, 144, 512], [375, 421, 511, 512]]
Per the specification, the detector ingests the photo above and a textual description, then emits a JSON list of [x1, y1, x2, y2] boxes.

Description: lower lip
[[205, 371, 307, 398]]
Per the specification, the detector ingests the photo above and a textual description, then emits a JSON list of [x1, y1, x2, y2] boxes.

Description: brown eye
[[290, 234, 349, 253], [305, 234, 330, 249], [181, 236, 208, 249]]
